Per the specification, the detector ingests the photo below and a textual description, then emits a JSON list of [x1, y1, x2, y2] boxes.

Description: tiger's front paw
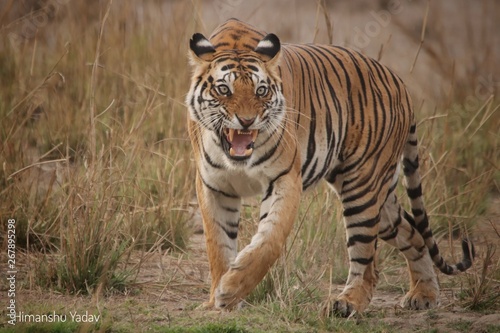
[[322, 282, 373, 318], [322, 295, 365, 318], [321, 297, 355, 318], [215, 270, 248, 310], [199, 300, 215, 310], [215, 285, 240, 310]]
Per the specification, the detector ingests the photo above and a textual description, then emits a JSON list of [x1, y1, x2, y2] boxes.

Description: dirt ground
[[9, 196, 500, 332], [142, 206, 500, 333]]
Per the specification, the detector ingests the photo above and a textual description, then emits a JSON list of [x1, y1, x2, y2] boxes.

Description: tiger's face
[[187, 33, 284, 162]]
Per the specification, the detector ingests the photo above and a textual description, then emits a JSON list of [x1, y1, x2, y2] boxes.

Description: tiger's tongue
[[231, 132, 253, 156]]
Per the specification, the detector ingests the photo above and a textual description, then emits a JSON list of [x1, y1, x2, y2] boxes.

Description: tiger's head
[[186, 33, 285, 162]]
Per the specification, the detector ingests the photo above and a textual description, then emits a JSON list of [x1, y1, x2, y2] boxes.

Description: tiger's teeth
[[229, 147, 254, 157], [251, 130, 258, 141], [228, 128, 235, 142]]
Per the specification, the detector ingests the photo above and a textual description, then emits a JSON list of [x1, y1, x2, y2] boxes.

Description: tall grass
[[0, 1, 197, 295], [419, 99, 498, 234]]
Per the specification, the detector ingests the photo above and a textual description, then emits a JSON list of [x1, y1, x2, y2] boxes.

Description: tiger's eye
[[256, 86, 268, 97], [216, 84, 231, 96]]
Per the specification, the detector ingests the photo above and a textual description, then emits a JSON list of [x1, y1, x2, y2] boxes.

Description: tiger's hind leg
[[379, 191, 440, 309], [323, 165, 385, 317], [330, 211, 380, 316]]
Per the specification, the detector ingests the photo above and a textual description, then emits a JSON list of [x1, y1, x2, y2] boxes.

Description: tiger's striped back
[[281, 43, 412, 191]]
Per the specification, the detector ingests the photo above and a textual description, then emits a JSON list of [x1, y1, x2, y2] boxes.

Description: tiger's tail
[[402, 119, 475, 275]]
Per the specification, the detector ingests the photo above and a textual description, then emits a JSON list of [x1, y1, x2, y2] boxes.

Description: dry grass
[[1, 0, 197, 295], [0, 0, 499, 331]]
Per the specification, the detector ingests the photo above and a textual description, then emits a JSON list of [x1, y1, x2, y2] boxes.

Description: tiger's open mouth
[[222, 128, 258, 160]]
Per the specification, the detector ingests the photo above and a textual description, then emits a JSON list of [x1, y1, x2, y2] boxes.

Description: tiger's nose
[[236, 115, 256, 128]]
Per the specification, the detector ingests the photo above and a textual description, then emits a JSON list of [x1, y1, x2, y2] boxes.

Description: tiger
[[186, 18, 474, 316]]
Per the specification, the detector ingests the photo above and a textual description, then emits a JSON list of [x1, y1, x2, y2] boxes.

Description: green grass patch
[[0, 322, 79, 333], [153, 322, 249, 333]]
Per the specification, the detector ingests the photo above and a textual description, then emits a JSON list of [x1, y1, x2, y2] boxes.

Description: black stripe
[[225, 230, 237, 239], [403, 157, 419, 175], [403, 210, 416, 227], [343, 196, 377, 217], [429, 243, 439, 257], [406, 184, 422, 199], [347, 234, 377, 247], [462, 238, 475, 261], [346, 215, 379, 229], [203, 148, 223, 169], [399, 244, 412, 252], [246, 64, 259, 72], [421, 229, 433, 239], [263, 148, 298, 201], [214, 42, 229, 49], [408, 139, 418, 146], [221, 64, 235, 71], [201, 176, 238, 199], [325, 164, 342, 184], [212, 55, 232, 63], [411, 208, 424, 217], [409, 123, 416, 133], [342, 177, 376, 203], [229, 33, 240, 41], [379, 213, 401, 241], [215, 220, 238, 240], [222, 206, 239, 213], [294, 52, 317, 177], [410, 252, 424, 262], [303, 158, 318, 189], [226, 220, 239, 228], [378, 224, 391, 236], [251, 126, 286, 166], [441, 265, 453, 275], [351, 256, 374, 265], [242, 43, 255, 50], [241, 57, 260, 63], [437, 256, 444, 267]]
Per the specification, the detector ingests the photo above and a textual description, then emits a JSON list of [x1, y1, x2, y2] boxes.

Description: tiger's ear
[[254, 33, 281, 65], [189, 33, 216, 64]]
